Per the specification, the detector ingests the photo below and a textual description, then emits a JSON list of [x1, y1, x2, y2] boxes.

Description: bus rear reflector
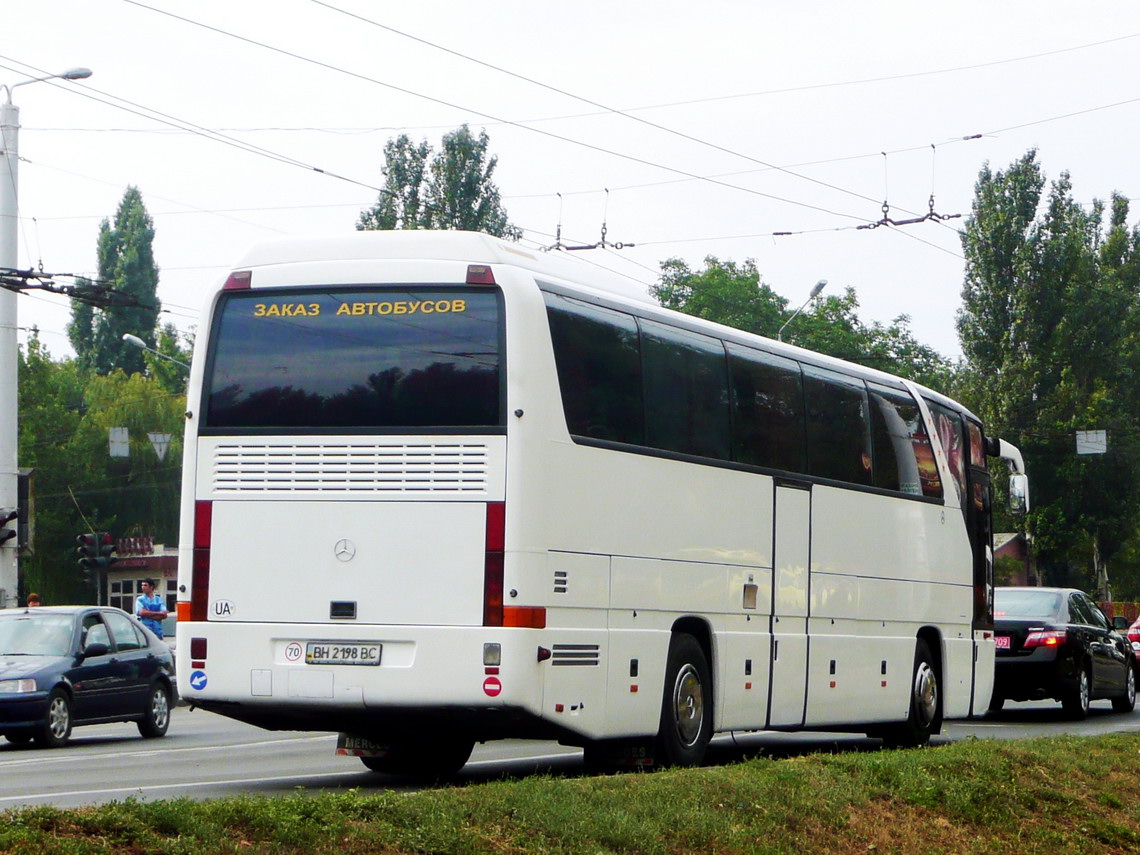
[[503, 606, 547, 629], [191, 500, 213, 622], [466, 264, 496, 285], [223, 270, 252, 290], [483, 501, 505, 626]]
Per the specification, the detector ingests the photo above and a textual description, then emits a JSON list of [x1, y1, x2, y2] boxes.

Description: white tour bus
[[176, 230, 1027, 778]]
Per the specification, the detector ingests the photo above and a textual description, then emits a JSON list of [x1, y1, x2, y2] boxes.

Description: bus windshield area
[[203, 286, 503, 431]]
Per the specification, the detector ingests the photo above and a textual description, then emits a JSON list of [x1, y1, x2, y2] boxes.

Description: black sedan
[[0, 605, 176, 747], [991, 587, 1136, 719]]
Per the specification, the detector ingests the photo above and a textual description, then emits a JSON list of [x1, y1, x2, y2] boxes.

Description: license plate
[[995, 635, 1011, 649], [305, 642, 382, 665]]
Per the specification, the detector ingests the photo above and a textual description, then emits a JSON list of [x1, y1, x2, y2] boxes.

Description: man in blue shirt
[[135, 578, 168, 638]]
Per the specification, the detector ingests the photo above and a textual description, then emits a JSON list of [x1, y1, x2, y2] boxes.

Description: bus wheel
[[359, 737, 475, 781], [881, 639, 940, 749], [655, 633, 712, 767]]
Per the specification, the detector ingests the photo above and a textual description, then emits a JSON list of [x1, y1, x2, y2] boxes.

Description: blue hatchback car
[[0, 606, 176, 747]]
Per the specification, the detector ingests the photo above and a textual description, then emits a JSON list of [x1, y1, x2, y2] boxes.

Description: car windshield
[[0, 614, 74, 656], [994, 590, 1062, 619]]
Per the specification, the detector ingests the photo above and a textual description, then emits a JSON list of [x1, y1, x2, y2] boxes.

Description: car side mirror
[[82, 642, 110, 659], [1008, 474, 1029, 515], [1114, 616, 1131, 631]]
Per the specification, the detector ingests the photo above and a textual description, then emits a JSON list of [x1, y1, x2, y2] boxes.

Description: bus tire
[[359, 736, 475, 781], [654, 633, 712, 768], [881, 639, 940, 749]]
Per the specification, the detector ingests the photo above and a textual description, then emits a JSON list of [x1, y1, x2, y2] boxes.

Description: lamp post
[[0, 67, 92, 607], [122, 333, 190, 370], [777, 279, 827, 342]]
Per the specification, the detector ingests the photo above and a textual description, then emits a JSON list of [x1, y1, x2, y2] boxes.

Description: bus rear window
[[203, 286, 503, 431]]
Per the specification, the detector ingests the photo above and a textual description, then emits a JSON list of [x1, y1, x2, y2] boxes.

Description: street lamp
[[777, 279, 827, 342], [0, 66, 92, 608], [122, 333, 190, 370]]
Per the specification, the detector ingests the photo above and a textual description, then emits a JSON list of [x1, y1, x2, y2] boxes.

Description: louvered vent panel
[[551, 644, 601, 667], [212, 442, 489, 494]]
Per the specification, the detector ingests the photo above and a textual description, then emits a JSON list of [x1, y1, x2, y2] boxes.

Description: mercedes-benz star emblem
[[333, 538, 357, 562]]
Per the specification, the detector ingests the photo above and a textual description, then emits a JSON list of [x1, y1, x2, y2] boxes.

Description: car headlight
[[0, 678, 36, 694]]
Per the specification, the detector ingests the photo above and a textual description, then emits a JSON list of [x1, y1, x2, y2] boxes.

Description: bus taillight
[[222, 270, 252, 290], [191, 500, 213, 622], [483, 502, 505, 626]]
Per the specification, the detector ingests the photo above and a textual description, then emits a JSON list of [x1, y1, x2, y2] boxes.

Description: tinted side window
[[868, 383, 938, 497], [640, 319, 730, 460], [803, 366, 872, 485], [105, 611, 145, 651], [927, 402, 966, 502], [544, 294, 644, 445], [727, 344, 805, 472]]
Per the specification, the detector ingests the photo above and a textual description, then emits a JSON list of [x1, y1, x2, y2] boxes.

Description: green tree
[[652, 256, 951, 389], [357, 125, 520, 239], [67, 186, 161, 374], [18, 334, 185, 604], [957, 150, 1140, 596]]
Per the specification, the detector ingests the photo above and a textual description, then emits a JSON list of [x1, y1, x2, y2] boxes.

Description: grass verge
[[4, 733, 1140, 854]]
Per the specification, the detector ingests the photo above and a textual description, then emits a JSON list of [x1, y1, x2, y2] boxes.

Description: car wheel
[[35, 689, 72, 748], [1112, 665, 1136, 713], [138, 683, 171, 738], [1062, 666, 1091, 720], [987, 693, 1004, 714], [4, 732, 32, 745], [654, 633, 712, 768], [881, 639, 941, 748]]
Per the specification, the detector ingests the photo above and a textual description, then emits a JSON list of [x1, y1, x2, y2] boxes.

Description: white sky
[[4, 0, 1139, 361]]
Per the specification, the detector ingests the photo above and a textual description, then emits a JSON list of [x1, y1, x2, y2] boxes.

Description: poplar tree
[[357, 125, 520, 239], [67, 186, 161, 374]]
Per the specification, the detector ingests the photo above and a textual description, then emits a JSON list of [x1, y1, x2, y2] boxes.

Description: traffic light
[[77, 532, 117, 568], [77, 532, 98, 582], [0, 509, 16, 546], [97, 532, 118, 568]]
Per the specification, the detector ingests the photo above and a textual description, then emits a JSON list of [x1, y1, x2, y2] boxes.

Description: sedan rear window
[[994, 590, 1062, 619]]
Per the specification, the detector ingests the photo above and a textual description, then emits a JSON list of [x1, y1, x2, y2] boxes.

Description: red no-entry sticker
[[483, 676, 502, 697]]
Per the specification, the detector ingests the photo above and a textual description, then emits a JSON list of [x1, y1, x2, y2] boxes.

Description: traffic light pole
[[0, 98, 20, 608]]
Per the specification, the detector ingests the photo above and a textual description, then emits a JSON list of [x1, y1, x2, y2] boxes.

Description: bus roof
[[232, 230, 656, 306], [228, 230, 976, 424]]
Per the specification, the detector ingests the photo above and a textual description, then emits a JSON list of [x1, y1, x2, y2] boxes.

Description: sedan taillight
[[1023, 629, 1067, 649]]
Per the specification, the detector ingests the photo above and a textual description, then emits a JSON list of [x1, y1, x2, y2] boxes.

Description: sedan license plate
[[305, 642, 382, 665], [994, 635, 1011, 649]]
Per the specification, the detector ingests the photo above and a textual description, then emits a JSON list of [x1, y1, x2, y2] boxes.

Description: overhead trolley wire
[[116, 0, 868, 223]]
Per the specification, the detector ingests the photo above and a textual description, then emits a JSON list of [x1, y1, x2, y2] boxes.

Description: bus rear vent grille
[[551, 644, 600, 667], [212, 442, 489, 494]]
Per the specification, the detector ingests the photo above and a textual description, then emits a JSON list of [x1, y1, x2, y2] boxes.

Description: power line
[[115, 0, 868, 224]]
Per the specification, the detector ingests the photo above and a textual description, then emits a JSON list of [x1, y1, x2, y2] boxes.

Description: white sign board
[[1076, 430, 1107, 455]]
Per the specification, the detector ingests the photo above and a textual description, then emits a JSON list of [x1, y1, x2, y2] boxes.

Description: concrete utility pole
[[0, 67, 91, 607]]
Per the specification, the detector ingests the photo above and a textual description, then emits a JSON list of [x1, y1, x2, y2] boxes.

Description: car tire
[[1062, 666, 1091, 720], [35, 688, 73, 748], [987, 693, 1004, 714], [1112, 665, 1136, 713], [138, 683, 172, 738], [881, 639, 941, 748], [4, 732, 32, 745], [654, 633, 713, 768]]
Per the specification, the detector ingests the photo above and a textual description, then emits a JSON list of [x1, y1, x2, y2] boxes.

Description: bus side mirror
[[1009, 474, 1029, 515]]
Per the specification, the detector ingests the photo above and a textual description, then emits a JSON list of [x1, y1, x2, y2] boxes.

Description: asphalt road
[[2, 698, 1139, 809]]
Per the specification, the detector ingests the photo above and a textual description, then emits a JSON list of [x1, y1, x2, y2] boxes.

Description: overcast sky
[[4, 0, 1139, 361]]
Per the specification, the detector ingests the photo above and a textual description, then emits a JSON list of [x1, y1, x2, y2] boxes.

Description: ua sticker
[[189, 670, 208, 691]]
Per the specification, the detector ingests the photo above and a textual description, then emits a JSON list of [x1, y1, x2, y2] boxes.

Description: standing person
[[135, 578, 168, 638]]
